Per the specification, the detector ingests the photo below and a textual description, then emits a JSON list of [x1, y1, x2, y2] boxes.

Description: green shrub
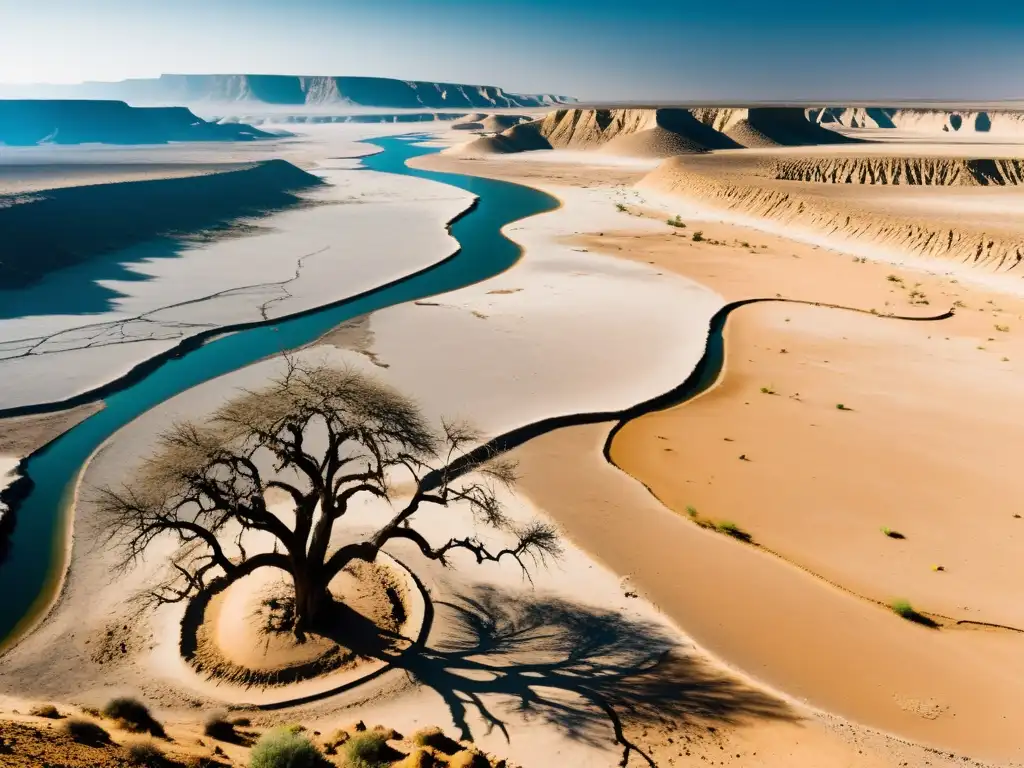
[[63, 717, 109, 746], [666, 215, 686, 228], [691, 231, 705, 242], [103, 697, 165, 737], [126, 740, 166, 767], [29, 703, 61, 719], [716, 521, 753, 543], [881, 527, 905, 539], [889, 599, 938, 627], [615, 202, 627, 212], [250, 727, 323, 768]]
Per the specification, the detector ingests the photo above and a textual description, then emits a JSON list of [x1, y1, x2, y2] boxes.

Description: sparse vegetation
[[615, 202, 628, 213], [836, 403, 851, 411], [29, 703, 61, 719], [716, 521, 753, 542], [103, 697, 165, 738], [204, 712, 237, 741], [996, 323, 1010, 332], [126, 739, 166, 767], [667, 214, 686, 228], [342, 730, 394, 768], [886, 274, 903, 283], [881, 527, 905, 539], [760, 385, 776, 395], [691, 230, 704, 242], [250, 727, 323, 768], [412, 726, 461, 755], [685, 505, 698, 518], [890, 599, 938, 627], [63, 717, 110, 746]]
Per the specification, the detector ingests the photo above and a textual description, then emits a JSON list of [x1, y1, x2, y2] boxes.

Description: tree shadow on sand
[[339, 585, 797, 767]]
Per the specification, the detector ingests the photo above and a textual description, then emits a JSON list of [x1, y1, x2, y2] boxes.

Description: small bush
[[204, 712, 237, 741], [759, 385, 775, 395], [881, 527, 905, 539], [836, 403, 850, 411], [615, 202, 627, 212], [666, 215, 686, 228], [691, 231, 704, 242], [886, 274, 902, 283], [996, 324, 1010, 332], [127, 740, 166, 767], [29, 703, 61, 719], [343, 730, 394, 767], [250, 727, 323, 768], [889, 599, 938, 627], [685, 505, 698, 518], [103, 697, 165, 737], [64, 717, 110, 746], [412, 726, 461, 755], [716, 521, 753, 543], [231, 717, 252, 727]]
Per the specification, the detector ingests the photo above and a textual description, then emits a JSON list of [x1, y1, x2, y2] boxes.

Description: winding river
[[0, 135, 559, 648]]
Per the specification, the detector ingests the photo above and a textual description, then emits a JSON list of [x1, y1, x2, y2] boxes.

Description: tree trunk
[[291, 570, 329, 641]]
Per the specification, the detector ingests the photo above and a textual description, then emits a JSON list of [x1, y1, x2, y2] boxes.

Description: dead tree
[[94, 361, 560, 637]]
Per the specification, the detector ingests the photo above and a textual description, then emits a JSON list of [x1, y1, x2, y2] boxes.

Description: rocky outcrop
[[808, 107, 1024, 137], [454, 107, 859, 157]]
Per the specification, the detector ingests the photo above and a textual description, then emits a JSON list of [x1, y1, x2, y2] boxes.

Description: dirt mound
[[640, 155, 1024, 272], [478, 114, 531, 132], [772, 156, 1024, 186], [451, 120, 553, 154]]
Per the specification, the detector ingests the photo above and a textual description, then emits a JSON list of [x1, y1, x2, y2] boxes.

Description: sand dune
[[640, 153, 1024, 272]]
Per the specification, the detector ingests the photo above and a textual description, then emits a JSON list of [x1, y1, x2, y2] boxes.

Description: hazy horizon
[[2, 0, 1023, 102]]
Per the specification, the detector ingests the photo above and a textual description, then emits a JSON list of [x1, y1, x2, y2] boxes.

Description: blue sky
[[1, 0, 1022, 101]]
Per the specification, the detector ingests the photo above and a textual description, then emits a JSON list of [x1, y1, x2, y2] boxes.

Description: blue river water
[[0, 136, 559, 648]]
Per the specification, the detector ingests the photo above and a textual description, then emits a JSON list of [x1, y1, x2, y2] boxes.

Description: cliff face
[[808, 107, 1024, 136], [0, 100, 270, 145], [3, 75, 574, 110]]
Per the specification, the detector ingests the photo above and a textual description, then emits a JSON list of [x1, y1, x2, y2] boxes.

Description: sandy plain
[[4, 113, 1024, 768]]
